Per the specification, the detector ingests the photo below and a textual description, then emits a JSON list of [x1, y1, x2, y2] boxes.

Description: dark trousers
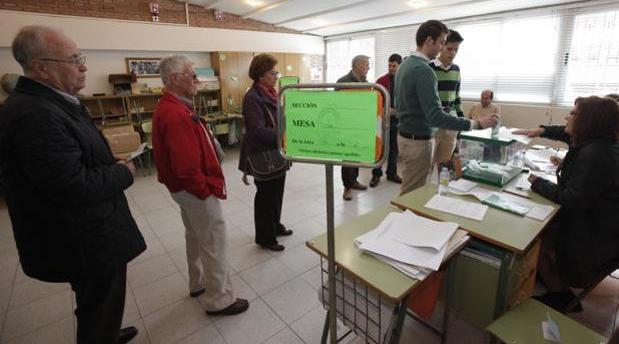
[[373, 116, 399, 178], [341, 167, 359, 189], [254, 173, 286, 246], [70, 265, 127, 344]]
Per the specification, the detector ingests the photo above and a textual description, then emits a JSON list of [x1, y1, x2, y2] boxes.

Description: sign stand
[[277, 83, 389, 344]]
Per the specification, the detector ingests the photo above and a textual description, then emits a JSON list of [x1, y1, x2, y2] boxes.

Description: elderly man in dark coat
[[0, 25, 145, 344]]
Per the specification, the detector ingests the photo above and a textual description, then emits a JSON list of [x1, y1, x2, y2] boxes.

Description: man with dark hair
[[338, 55, 370, 201], [430, 29, 464, 167], [0, 25, 145, 343], [370, 53, 403, 187], [395, 20, 497, 194]]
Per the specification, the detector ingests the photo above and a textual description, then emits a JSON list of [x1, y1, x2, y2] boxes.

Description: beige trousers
[[171, 191, 235, 311], [398, 135, 434, 195], [433, 129, 458, 165]]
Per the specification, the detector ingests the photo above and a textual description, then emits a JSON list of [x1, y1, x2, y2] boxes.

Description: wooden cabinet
[[211, 51, 314, 113], [127, 93, 162, 124], [81, 95, 129, 127], [195, 90, 222, 117]]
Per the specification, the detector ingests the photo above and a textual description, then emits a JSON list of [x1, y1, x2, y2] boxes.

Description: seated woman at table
[[528, 96, 619, 313]]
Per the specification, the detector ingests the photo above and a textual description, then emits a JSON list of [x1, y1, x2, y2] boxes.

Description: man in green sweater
[[430, 29, 464, 168], [395, 20, 497, 194]]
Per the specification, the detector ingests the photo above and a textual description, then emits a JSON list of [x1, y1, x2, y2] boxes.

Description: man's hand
[[117, 160, 136, 176], [528, 174, 539, 183], [477, 113, 499, 129], [389, 107, 396, 116], [550, 156, 563, 166], [513, 127, 545, 138]]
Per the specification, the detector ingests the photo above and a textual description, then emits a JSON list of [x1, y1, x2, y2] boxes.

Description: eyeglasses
[[174, 73, 198, 81], [39, 54, 86, 67], [270, 70, 280, 77]]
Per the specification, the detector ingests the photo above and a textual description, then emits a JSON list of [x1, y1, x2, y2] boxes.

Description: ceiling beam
[[273, 0, 377, 26], [301, 0, 485, 33]]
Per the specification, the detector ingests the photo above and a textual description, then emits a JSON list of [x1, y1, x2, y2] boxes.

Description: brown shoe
[[369, 176, 380, 188], [206, 298, 249, 316], [343, 188, 353, 201], [351, 181, 368, 191]]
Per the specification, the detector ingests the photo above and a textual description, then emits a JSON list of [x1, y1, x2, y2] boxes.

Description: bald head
[[11, 25, 87, 95], [481, 89, 494, 107]]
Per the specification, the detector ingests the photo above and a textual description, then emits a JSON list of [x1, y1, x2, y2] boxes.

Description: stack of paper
[[354, 211, 469, 280]]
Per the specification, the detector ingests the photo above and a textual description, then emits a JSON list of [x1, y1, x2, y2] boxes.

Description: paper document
[[526, 204, 555, 221], [387, 211, 458, 250], [425, 194, 488, 221], [498, 127, 534, 145], [481, 193, 533, 216], [542, 312, 561, 342], [127, 143, 148, 162], [448, 179, 477, 192]]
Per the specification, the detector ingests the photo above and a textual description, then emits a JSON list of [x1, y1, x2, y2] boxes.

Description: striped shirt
[[429, 60, 463, 118]]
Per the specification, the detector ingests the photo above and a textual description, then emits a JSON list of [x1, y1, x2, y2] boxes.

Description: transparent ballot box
[[458, 128, 525, 187]]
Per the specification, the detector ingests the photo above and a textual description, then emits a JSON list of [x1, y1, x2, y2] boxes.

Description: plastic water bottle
[[512, 150, 525, 169], [438, 167, 450, 195]]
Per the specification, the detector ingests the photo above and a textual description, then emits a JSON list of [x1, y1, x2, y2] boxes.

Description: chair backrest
[[141, 121, 153, 147]]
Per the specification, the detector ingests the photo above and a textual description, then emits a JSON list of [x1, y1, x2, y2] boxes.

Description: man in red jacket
[[152, 55, 248, 316], [370, 53, 403, 187]]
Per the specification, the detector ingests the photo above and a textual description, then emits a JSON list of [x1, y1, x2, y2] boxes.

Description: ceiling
[[178, 0, 588, 36]]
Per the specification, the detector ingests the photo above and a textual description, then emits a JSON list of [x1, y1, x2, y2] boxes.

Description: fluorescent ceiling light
[[407, 0, 427, 9], [245, 0, 263, 7], [312, 18, 328, 26]]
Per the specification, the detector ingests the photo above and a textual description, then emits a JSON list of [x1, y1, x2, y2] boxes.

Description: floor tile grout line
[[0, 263, 18, 341]]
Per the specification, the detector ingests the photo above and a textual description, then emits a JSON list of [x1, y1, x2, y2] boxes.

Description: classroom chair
[[486, 299, 606, 344]]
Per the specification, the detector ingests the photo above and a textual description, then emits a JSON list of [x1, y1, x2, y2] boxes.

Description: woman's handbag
[[247, 107, 289, 181]]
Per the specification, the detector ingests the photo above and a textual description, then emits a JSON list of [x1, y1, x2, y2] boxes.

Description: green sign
[[279, 76, 299, 88], [284, 90, 379, 163]]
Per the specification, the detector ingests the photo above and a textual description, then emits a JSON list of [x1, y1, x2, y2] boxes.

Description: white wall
[[462, 101, 571, 148], [0, 10, 324, 99]]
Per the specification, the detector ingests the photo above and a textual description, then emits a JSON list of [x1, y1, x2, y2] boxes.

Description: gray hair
[[159, 55, 193, 85], [482, 89, 494, 99], [12, 25, 60, 73], [351, 55, 370, 68]]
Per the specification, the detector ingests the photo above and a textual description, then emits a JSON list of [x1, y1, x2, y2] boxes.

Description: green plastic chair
[[486, 299, 606, 344]]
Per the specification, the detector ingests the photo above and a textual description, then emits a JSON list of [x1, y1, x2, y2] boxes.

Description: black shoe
[[276, 229, 293, 236], [206, 298, 250, 316], [118, 326, 138, 344], [189, 288, 205, 298], [387, 175, 403, 184], [370, 176, 380, 188], [259, 243, 285, 251], [533, 290, 583, 313]]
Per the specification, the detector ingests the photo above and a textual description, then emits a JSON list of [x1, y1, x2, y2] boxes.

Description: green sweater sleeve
[[416, 68, 472, 131]]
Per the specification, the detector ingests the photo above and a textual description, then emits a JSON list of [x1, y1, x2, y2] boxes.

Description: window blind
[[325, 36, 376, 83]]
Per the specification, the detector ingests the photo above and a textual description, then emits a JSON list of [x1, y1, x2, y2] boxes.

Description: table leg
[[385, 294, 410, 344], [490, 250, 513, 344], [321, 311, 330, 344]]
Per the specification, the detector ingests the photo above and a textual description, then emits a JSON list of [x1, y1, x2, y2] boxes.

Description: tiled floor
[[0, 147, 617, 343]]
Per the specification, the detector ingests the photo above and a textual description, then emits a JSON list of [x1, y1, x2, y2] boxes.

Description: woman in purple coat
[[238, 54, 292, 251]]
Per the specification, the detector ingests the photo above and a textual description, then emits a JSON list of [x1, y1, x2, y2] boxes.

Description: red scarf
[[257, 82, 278, 104]]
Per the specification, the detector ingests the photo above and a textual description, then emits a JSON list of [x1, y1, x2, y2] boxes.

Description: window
[[452, 15, 561, 103], [326, 37, 375, 83], [559, 9, 619, 103]]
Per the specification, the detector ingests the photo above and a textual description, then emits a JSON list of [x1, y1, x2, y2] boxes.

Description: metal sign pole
[[276, 83, 390, 344], [325, 163, 337, 344]]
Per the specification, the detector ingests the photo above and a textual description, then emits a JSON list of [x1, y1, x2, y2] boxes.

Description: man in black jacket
[[0, 25, 145, 344]]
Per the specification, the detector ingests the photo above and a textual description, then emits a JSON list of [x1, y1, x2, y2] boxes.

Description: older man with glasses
[[152, 55, 249, 316], [0, 25, 145, 343]]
